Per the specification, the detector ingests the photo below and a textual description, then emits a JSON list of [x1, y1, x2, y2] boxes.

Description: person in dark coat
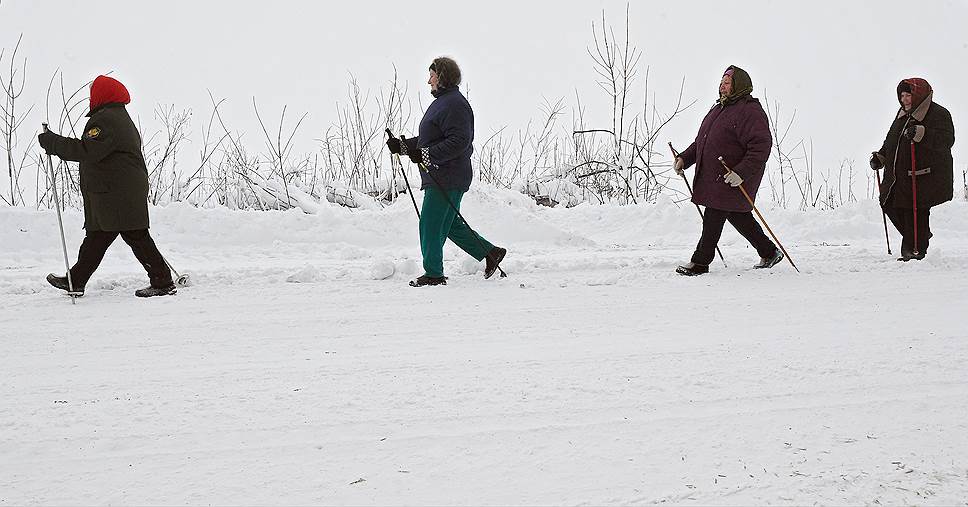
[[386, 57, 506, 287], [673, 65, 780, 276], [870, 78, 955, 261], [38, 75, 176, 297]]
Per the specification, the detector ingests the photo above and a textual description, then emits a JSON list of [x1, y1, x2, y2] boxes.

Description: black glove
[[901, 124, 924, 142], [386, 136, 403, 155], [408, 147, 424, 165], [38, 130, 58, 154], [400, 136, 423, 164], [869, 152, 883, 170]]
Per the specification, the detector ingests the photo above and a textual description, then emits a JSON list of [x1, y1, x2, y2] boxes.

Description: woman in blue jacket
[[387, 57, 506, 287]]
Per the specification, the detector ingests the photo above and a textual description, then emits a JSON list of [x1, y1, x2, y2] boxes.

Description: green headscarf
[[717, 65, 754, 106]]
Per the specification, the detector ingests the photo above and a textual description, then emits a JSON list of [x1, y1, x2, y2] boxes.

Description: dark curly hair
[[429, 57, 462, 89]]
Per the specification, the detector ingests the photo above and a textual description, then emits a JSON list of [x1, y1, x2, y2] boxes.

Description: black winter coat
[[416, 86, 474, 191], [877, 97, 955, 209], [45, 103, 150, 231]]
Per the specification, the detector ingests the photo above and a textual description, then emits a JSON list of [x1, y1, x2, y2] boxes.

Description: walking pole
[[669, 143, 727, 267], [42, 123, 78, 304], [717, 156, 799, 273], [873, 166, 892, 255], [385, 129, 420, 219], [909, 141, 920, 257], [396, 133, 507, 278]]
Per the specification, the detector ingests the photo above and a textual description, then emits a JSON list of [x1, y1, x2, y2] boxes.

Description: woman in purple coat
[[673, 66, 782, 276]]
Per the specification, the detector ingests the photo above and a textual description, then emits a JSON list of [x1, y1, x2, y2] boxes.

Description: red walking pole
[[910, 141, 920, 256]]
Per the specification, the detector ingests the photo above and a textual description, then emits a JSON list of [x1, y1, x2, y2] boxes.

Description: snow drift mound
[[2, 185, 965, 259], [0, 186, 592, 256]]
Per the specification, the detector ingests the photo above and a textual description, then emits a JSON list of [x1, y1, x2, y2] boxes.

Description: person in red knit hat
[[38, 75, 177, 297]]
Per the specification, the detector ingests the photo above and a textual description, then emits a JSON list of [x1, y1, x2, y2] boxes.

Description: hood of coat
[[896, 78, 933, 122], [88, 75, 131, 115]]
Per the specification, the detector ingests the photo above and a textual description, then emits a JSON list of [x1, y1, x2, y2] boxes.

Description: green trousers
[[420, 187, 494, 277]]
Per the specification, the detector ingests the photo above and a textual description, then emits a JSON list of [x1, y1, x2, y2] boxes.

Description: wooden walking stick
[[873, 165, 892, 255], [669, 143, 726, 267], [717, 156, 799, 273]]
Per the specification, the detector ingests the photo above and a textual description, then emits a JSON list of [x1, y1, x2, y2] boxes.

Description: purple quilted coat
[[679, 96, 772, 212]]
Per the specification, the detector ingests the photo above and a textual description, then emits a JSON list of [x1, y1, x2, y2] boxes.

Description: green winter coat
[[46, 103, 150, 231]]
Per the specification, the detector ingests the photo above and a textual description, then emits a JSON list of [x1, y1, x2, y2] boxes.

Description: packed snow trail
[[2, 190, 967, 504]]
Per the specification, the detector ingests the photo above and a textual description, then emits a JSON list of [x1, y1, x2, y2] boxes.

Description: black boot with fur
[[409, 275, 448, 287]]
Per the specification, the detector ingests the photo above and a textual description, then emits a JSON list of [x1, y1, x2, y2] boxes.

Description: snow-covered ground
[[2, 189, 967, 504]]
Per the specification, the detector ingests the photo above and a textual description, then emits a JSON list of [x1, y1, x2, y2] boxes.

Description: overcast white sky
[[2, 0, 967, 175]]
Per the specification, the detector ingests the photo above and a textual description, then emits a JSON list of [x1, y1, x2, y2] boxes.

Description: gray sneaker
[[753, 249, 784, 269]]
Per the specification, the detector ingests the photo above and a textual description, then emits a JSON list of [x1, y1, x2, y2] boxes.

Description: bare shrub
[[0, 34, 32, 206], [568, 9, 694, 205]]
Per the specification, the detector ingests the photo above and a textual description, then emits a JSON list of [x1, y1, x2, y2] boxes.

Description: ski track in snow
[[2, 190, 967, 504]]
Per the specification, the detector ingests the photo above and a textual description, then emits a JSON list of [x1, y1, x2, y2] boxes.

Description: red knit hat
[[89, 75, 130, 112]]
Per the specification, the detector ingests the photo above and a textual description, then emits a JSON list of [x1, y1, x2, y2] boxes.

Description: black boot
[[134, 283, 177, 298], [409, 275, 447, 287], [897, 249, 926, 262], [46, 273, 84, 296], [484, 246, 507, 279], [753, 249, 784, 269], [676, 262, 709, 276]]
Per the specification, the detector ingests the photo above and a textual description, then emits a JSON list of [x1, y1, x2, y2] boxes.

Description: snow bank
[[5, 187, 966, 258], [0, 186, 591, 256], [2, 186, 966, 296]]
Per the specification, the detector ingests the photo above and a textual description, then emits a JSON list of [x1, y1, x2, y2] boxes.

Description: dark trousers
[[691, 208, 777, 266], [70, 229, 173, 288], [884, 206, 931, 254]]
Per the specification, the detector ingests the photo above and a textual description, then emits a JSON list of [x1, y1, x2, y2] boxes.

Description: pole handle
[[385, 128, 421, 219]]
